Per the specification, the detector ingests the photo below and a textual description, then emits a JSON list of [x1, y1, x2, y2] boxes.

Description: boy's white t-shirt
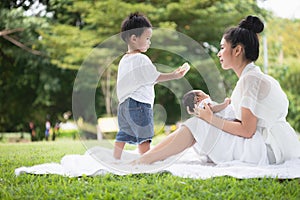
[[117, 53, 160, 106]]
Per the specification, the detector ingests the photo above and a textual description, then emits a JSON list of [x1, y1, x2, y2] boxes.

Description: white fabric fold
[[15, 146, 300, 179]]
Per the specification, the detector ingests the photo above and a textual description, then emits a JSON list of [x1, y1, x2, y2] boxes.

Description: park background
[[1, 1, 300, 199], [1, 0, 299, 140]]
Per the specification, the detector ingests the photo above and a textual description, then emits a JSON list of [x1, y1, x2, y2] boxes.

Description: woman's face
[[217, 37, 233, 70]]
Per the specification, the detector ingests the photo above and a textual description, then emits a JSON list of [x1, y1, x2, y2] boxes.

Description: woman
[[134, 15, 300, 165]]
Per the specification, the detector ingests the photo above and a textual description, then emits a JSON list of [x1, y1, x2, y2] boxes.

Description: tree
[[0, 6, 75, 137], [0, 8, 46, 132], [1, 0, 271, 134], [258, 17, 300, 132], [38, 0, 265, 123]]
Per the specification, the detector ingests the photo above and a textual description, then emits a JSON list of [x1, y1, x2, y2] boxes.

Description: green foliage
[[0, 7, 77, 132], [280, 64, 300, 132], [268, 66, 300, 133], [259, 17, 300, 133], [1, 0, 299, 133], [264, 18, 300, 66], [0, 8, 45, 131], [37, 0, 266, 123], [0, 141, 299, 199]]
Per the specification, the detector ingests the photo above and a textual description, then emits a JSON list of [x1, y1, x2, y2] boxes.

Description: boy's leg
[[113, 141, 126, 159], [138, 140, 151, 154]]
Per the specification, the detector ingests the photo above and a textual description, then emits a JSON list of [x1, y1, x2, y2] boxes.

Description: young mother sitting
[[134, 15, 300, 165]]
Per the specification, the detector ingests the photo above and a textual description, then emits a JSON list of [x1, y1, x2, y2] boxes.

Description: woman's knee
[[177, 125, 196, 146]]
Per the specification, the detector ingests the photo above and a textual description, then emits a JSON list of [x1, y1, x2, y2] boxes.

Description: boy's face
[[135, 28, 152, 52]]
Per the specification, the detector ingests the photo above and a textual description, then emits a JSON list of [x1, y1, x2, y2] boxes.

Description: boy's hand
[[174, 62, 190, 78], [157, 62, 190, 82], [180, 62, 190, 72]]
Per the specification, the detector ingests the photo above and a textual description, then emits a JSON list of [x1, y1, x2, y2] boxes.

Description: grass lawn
[[0, 139, 299, 200]]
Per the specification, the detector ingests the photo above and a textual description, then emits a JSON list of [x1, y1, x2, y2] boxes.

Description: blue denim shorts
[[116, 98, 154, 144]]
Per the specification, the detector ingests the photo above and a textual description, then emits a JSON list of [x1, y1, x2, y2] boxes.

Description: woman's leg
[[136, 126, 195, 164]]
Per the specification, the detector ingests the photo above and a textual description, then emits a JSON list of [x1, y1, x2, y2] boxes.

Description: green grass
[[0, 140, 299, 200]]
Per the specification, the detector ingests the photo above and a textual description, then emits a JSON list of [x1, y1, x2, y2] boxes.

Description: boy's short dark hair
[[182, 91, 196, 113], [121, 12, 152, 43]]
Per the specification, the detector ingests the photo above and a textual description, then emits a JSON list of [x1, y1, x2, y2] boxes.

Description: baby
[[182, 90, 236, 121]]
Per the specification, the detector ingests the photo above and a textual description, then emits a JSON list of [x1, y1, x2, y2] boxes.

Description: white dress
[[199, 98, 236, 121], [183, 63, 300, 165]]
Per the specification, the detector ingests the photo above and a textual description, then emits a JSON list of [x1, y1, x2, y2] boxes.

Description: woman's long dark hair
[[223, 15, 264, 61]]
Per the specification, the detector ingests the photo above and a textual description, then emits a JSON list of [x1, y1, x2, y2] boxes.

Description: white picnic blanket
[[15, 146, 300, 179]]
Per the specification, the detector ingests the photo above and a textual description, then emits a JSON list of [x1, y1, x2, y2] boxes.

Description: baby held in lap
[[182, 90, 239, 162], [182, 90, 237, 121]]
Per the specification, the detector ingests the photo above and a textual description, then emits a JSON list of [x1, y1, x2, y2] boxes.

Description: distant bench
[[97, 117, 119, 140]]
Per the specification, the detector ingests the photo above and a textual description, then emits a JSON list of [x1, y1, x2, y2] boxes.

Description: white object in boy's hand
[[180, 62, 190, 72]]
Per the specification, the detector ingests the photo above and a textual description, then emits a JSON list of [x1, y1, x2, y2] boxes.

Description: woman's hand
[[224, 97, 231, 106], [186, 105, 195, 115], [193, 103, 213, 122]]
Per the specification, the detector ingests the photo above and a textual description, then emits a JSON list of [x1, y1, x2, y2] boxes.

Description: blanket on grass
[[15, 146, 300, 179]]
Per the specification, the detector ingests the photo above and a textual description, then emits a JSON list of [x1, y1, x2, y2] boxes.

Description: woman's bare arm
[[195, 103, 257, 138]]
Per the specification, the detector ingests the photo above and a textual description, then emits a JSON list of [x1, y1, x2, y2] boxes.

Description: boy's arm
[[210, 98, 231, 113], [156, 63, 190, 83], [156, 72, 181, 82]]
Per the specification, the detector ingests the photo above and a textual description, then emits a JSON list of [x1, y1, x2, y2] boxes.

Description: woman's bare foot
[[130, 156, 151, 165]]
